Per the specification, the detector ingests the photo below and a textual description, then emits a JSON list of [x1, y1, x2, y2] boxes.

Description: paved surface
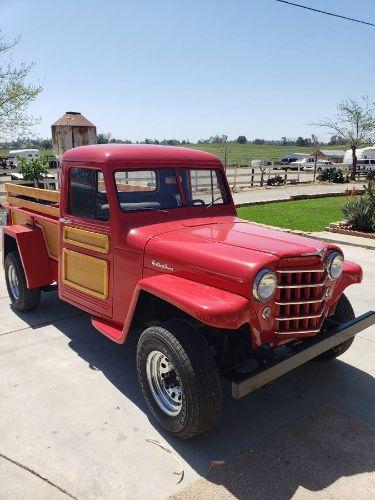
[[0, 243, 374, 499], [232, 181, 363, 205], [310, 230, 375, 250]]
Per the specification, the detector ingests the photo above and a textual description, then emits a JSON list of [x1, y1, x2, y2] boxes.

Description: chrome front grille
[[275, 263, 329, 336]]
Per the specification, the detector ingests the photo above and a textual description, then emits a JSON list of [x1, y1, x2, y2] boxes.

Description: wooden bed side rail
[[5, 183, 60, 218], [5, 183, 60, 203]]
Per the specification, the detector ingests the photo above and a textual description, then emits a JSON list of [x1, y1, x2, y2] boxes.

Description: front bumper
[[231, 311, 375, 399]]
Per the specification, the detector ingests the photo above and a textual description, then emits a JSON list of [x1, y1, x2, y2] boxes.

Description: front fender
[[120, 274, 250, 343], [327, 260, 363, 315]]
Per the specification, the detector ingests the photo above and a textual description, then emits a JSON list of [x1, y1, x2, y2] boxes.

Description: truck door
[[59, 166, 112, 318]]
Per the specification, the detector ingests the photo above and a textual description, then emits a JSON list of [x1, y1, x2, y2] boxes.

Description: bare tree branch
[[313, 97, 375, 179], [0, 30, 42, 141]]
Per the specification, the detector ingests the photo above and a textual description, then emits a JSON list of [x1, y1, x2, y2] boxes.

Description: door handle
[[59, 217, 72, 224]]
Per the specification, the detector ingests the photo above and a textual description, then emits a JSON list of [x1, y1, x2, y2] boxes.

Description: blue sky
[[2, 0, 375, 141]]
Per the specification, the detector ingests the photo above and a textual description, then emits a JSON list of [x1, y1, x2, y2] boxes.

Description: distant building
[[315, 150, 346, 163], [51, 111, 97, 156]]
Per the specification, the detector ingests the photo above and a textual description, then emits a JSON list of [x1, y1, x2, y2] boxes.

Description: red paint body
[[3, 145, 363, 349]]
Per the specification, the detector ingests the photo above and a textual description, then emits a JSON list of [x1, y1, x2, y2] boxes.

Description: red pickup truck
[[3, 144, 374, 439]]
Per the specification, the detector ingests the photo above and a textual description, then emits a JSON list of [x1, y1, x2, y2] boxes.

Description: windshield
[[114, 167, 229, 212]]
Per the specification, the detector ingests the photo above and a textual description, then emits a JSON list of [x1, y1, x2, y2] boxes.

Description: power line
[[274, 0, 375, 27]]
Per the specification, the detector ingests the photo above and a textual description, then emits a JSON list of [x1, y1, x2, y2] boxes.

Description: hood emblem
[[152, 260, 174, 272], [302, 248, 326, 259]]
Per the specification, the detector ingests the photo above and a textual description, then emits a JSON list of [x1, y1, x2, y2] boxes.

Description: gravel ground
[[0, 208, 6, 226]]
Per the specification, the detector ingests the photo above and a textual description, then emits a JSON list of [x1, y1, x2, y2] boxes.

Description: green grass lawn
[[237, 196, 354, 232]]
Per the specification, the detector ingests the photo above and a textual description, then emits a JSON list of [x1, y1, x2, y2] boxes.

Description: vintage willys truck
[[2, 144, 374, 438]]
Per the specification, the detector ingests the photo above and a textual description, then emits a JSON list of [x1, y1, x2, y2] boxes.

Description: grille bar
[[278, 278, 327, 289], [275, 297, 325, 306], [277, 268, 325, 274], [276, 328, 321, 335]]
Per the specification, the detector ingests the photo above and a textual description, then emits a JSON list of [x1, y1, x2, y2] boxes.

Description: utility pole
[[311, 134, 319, 183]]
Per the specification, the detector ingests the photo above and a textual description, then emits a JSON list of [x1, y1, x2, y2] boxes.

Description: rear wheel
[[136, 320, 222, 439], [316, 294, 355, 361], [5, 251, 41, 312]]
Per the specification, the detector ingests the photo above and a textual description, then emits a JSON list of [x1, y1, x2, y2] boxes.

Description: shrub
[[342, 197, 374, 232], [267, 175, 285, 186], [18, 156, 49, 187], [342, 177, 375, 232], [318, 167, 347, 183]]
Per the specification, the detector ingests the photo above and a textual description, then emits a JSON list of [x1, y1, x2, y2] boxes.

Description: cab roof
[[62, 144, 222, 165]]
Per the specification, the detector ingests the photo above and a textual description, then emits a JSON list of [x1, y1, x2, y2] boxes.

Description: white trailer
[[343, 146, 375, 165], [7, 149, 39, 167]]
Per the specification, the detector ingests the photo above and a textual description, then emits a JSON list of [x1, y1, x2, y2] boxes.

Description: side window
[[68, 167, 110, 221]]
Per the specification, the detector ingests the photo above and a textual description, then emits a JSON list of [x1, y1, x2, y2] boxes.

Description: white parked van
[[7, 149, 39, 167]]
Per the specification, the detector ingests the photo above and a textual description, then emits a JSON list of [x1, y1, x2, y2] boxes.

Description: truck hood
[[138, 216, 335, 296]]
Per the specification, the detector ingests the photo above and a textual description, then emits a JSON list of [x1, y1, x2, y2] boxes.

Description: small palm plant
[[342, 175, 375, 233]]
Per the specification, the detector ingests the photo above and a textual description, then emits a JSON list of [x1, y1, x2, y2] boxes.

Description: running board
[[91, 317, 123, 342], [231, 311, 375, 400]]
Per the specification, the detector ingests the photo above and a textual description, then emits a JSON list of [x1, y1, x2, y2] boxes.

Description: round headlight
[[253, 269, 277, 302], [327, 252, 343, 280]]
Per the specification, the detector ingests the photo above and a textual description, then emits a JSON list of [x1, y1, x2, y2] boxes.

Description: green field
[[182, 143, 345, 164], [0, 143, 345, 163], [237, 196, 354, 232]]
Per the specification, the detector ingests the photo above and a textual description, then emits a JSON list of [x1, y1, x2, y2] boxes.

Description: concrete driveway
[[0, 244, 374, 499]]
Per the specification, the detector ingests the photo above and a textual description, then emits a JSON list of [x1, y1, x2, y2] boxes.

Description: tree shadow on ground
[[16, 292, 375, 498]]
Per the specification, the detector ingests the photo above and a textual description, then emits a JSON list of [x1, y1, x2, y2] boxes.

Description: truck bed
[[4, 183, 60, 262]]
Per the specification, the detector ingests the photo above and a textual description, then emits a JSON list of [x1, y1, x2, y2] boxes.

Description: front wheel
[[136, 320, 222, 439], [316, 294, 355, 361], [4, 251, 41, 312]]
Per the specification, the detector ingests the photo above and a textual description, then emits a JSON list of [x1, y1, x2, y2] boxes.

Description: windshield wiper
[[205, 196, 223, 209]]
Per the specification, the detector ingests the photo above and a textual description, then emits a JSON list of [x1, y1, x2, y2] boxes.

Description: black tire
[[136, 320, 222, 439], [4, 251, 41, 312], [316, 294, 355, 361]]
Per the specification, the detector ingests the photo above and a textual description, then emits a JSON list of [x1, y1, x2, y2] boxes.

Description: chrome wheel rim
[[8, 264, 20, 301], [146, 350, 183, 416]]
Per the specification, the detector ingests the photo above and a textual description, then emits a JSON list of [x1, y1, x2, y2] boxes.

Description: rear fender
[[3, 225, 53, 288], [115, 274, 250, 344]]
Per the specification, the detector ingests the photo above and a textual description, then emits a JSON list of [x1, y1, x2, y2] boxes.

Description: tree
[[316, 97, 375, 180], [209, 134, 227, 144], [18, 156, 49, 187], [0, 31, 42, 140], [253, 138, 265, 145], [236, 135, 247, 144], [97, 132, 111, 144], [328, 134, 346, 146]]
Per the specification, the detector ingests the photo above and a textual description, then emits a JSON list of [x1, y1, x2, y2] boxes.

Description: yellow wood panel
[[35, 220, 59, 260], [63, 226, 109, 254], [7, 196, 59, 218], [11, 211, 31, 226], [62, 249, 108, 299], [11, 211, 59, 261], [5, 183, 60, 203]]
